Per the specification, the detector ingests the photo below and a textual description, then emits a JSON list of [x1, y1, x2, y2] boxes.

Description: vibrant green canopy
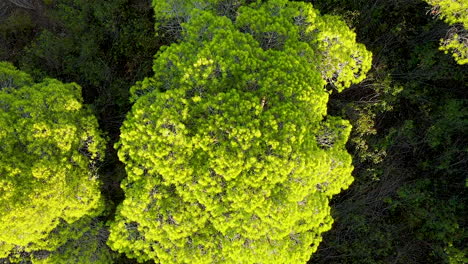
[[109, 0, 371, 263], [0, 62, 106, 261]]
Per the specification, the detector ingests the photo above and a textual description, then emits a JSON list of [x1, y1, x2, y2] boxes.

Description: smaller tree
[[0, 62, 106, 262]]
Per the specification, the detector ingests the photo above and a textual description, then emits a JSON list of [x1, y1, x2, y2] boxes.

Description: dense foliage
[[0, 62, 108, 262], [0, 0, 466, 263], [108, 0, 371, 263]]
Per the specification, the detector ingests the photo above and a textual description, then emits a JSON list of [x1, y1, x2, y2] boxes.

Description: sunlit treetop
[[0, 62, 106, 260], [109, 1, 369, 263], [235, 0, 372, 91], [152, 0, 371, 91]]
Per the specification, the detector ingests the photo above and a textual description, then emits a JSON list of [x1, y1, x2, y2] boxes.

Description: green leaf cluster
[[424, 0, 468, 64], [425, 0, 468, 27]]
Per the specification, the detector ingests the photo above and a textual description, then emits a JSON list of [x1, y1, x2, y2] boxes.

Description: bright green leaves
[[152, 0, 372, 92], [425, 0, 468, 27], [236, 0, 371, 91], [0, 62, 106, 261], [111, 1, 369, 263], [424, 0, 468, 64], [310, 14, 372, 90], [440, 31, 468, 64], [0, 61, 33, 89]]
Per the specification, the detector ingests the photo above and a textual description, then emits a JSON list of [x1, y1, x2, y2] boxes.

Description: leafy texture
[[31, 218, 114, 264], [153, 0, 250, 38], [109, 0, 371, 263], [153, 0, 371, 90], [0, 62, 106, 262], [425, 0, 468, 64]]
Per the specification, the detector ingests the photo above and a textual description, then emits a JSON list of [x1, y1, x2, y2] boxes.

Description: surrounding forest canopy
[[0, 0, 466, 263]]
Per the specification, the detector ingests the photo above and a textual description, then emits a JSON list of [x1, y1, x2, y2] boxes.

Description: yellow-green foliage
[[425, 0, 467, 27], [0, 62, 106, 260], [109, 1, 370, 263], [236, 0, 371, 90], [0, 61, 33, 88], [31, 218, 114, 264], [424, 0, 468, 64], [153, 0, 371, 90], [440, 28, 468, 64]]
